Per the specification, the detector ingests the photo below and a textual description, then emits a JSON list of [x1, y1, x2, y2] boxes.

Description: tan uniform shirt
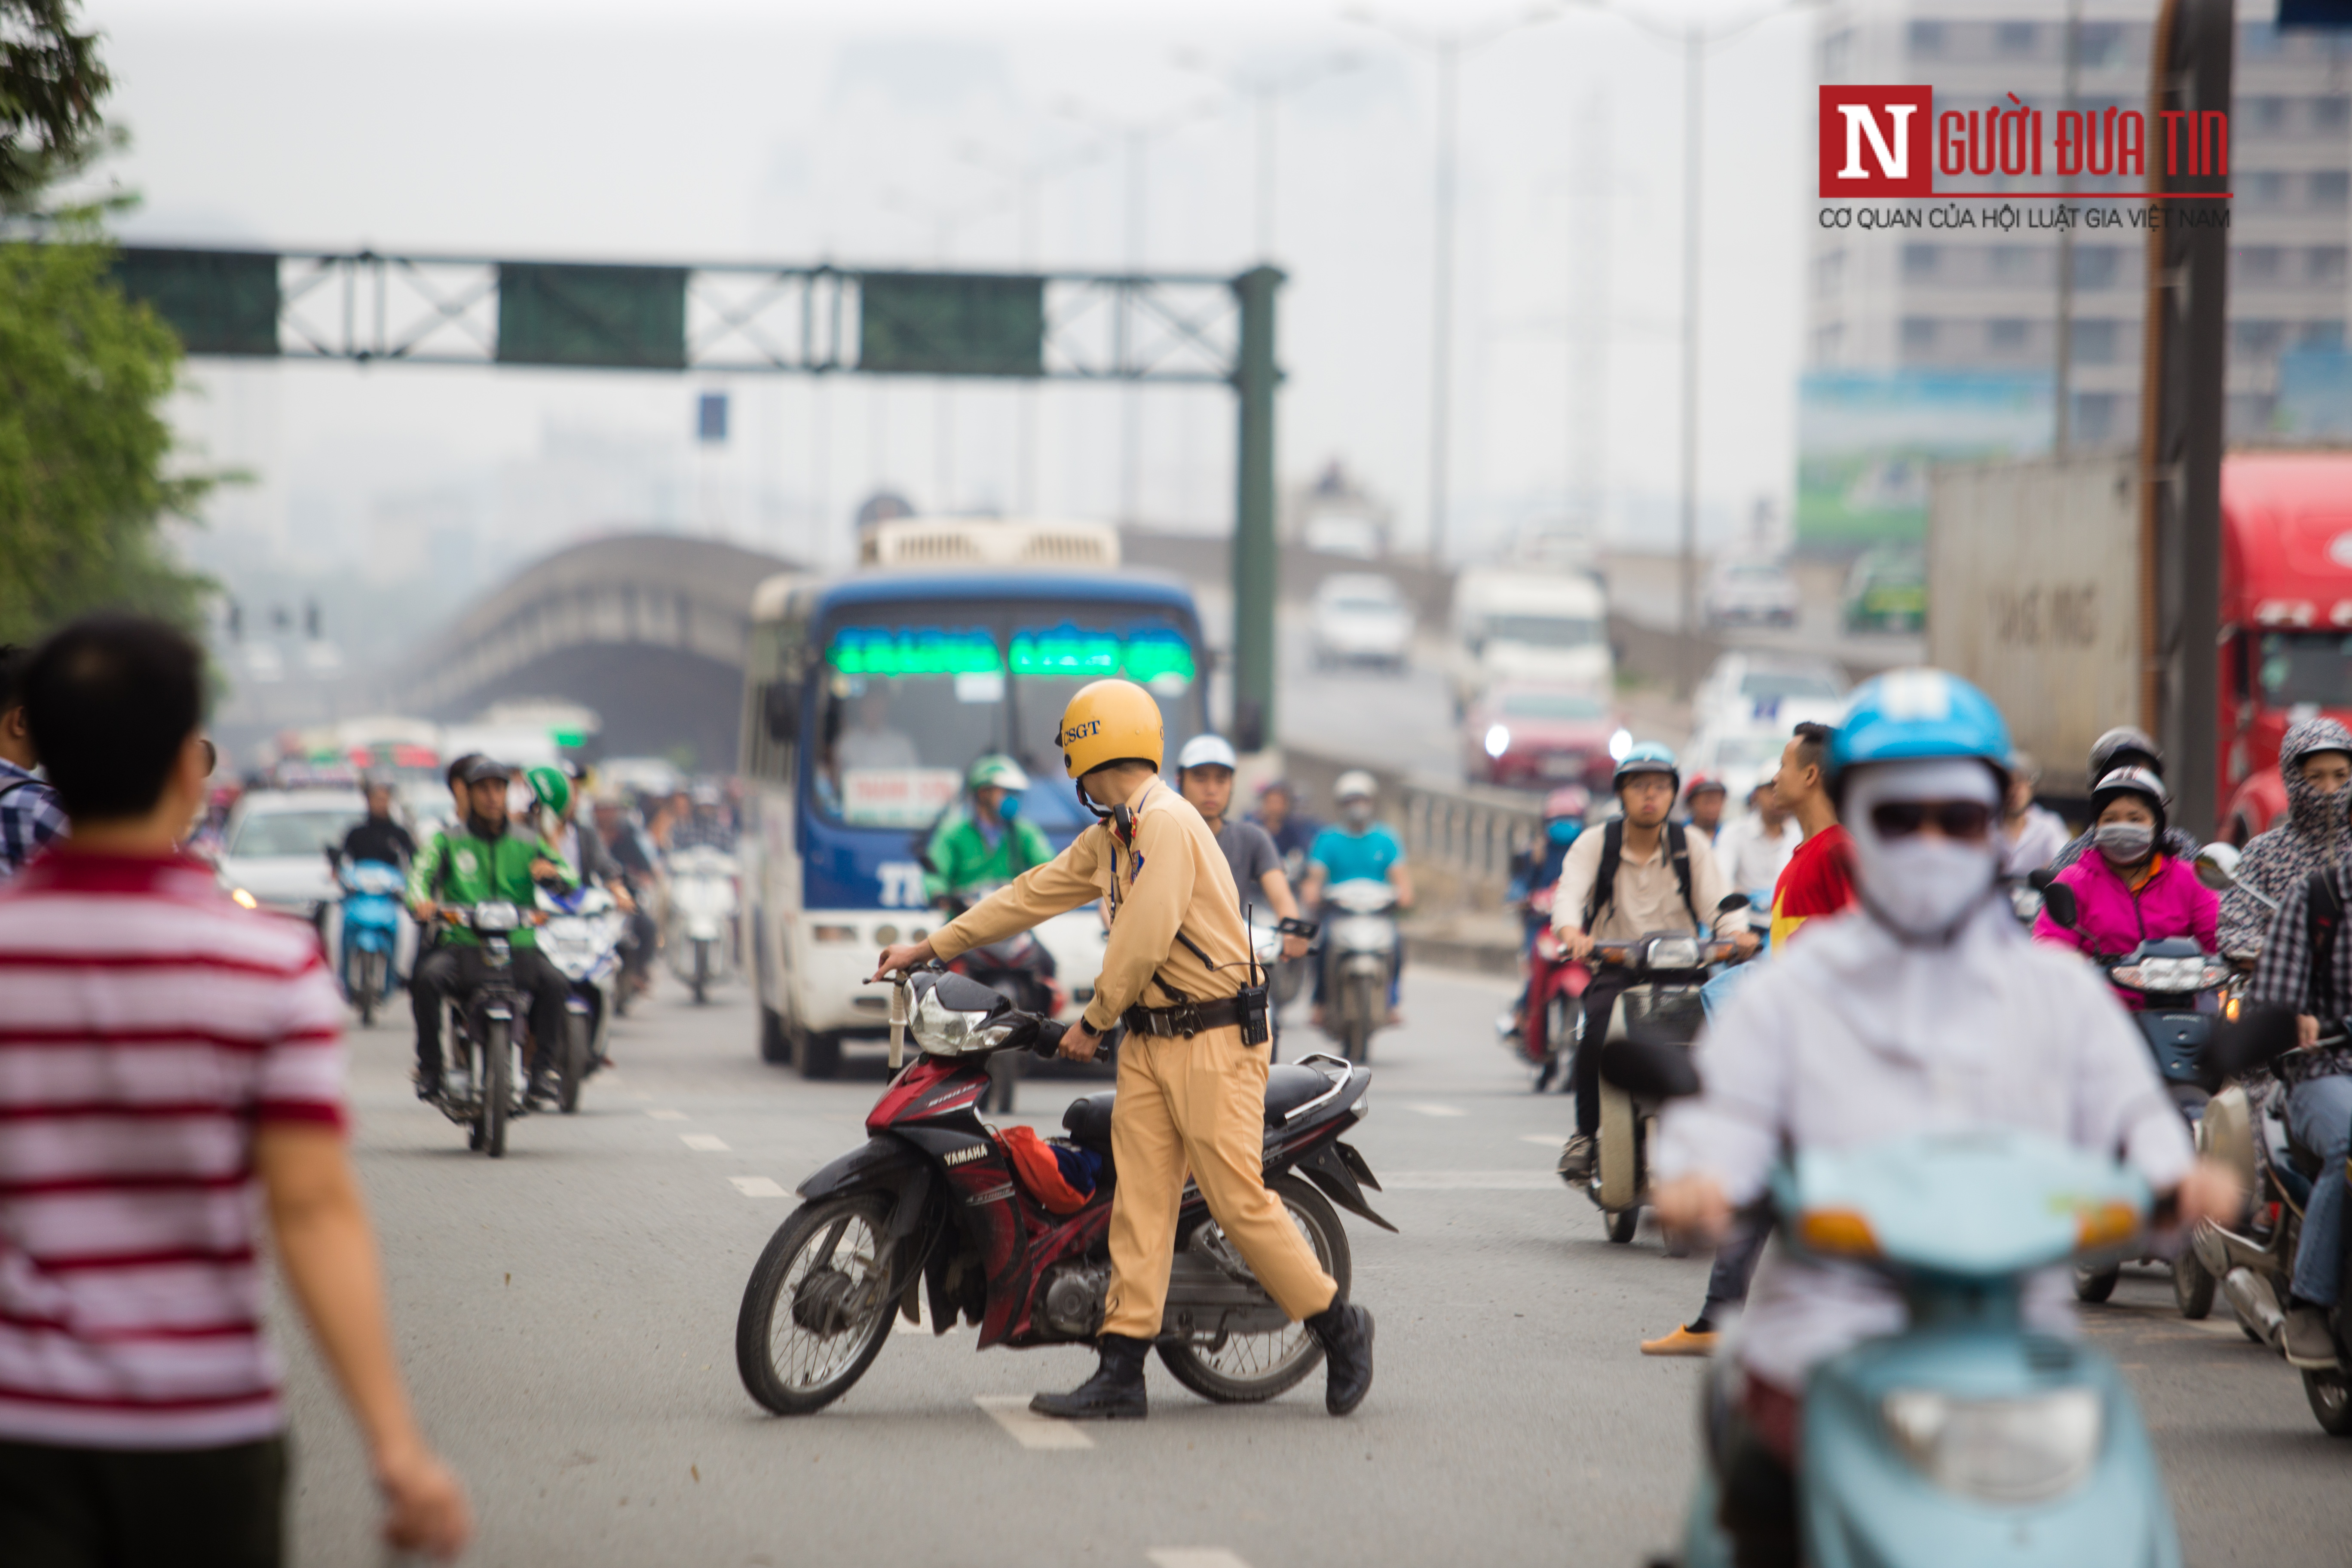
[[931, 776, 1253, 1033], [1550, 820, 1743, 945]]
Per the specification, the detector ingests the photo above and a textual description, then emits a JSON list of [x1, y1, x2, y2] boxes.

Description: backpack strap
[[1666, 821, 1702, 931], [2307, 865, 2344, 1012], [1583, 819, 1626, 931]]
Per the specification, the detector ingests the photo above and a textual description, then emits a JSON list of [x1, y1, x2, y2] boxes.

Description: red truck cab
[[2219, 452, 2352, 843]]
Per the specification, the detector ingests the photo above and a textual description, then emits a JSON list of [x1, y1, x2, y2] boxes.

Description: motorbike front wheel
[[2173, 1246, 2216, 1319], [2072, 1264, 2120, 1304], [692, 940, 711, 1005], [479, 1018, 511, 1159], [736, 1193, 897, 1416], [1605, 1207, 1639, 1245], [559, 1015, 588, 1114], [2306, 1367, 2352, 1436], [1157, 1175, 1350, 1405], [354, 950, 381, 1027]]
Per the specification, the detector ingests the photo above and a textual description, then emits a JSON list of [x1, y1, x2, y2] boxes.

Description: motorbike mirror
[[2193, 842, 2244, 893], [1598, 1037, 1700, 1100], [1233, 698, 1266, 757], [2039, 881, 2079, 931], [2204, 1004, 2300, 1089], [1715, 892, 1750, 915]]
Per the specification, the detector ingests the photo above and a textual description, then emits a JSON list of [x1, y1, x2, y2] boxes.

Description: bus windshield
[[812, 601, 1204, 832]]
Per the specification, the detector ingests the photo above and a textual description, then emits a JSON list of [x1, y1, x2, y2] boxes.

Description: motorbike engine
[[1039, 1261, 1109, 1339]]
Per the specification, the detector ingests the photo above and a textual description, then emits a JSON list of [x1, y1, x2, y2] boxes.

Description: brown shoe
[[1640, 1324, 1718, 1357]]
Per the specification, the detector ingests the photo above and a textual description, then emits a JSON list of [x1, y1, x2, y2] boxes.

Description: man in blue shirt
[[1299, 770, 1414, 1025], [0, 645, 68, 882]]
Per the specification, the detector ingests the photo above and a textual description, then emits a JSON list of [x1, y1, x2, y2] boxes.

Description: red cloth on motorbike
[[1001, 1125, 1097, 1214]]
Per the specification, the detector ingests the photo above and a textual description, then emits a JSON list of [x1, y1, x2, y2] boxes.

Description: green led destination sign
[[826, 627, 1002, 677], [827, 623, 1197, 688]]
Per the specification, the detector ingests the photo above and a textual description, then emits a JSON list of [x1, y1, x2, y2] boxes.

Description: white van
[[1449, 568, 1612, 703]]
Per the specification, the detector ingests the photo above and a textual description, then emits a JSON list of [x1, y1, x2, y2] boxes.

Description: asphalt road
[[277, 971, 2352, 1568]]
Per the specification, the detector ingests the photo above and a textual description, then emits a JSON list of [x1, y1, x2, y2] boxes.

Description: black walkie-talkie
[[1237, 902, 1272, 1047]]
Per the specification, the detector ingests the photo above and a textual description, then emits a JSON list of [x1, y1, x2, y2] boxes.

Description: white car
[[217, 789, 367, 922], [1311, 573, 1415, 671], [1693, 652, 1847, 741], [1705, 559, 1799, 627]]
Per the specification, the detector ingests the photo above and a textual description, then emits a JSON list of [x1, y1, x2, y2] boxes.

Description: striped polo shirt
[[0, 847, 346, 1449]]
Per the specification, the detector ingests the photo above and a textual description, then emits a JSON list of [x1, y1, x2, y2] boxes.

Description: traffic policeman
[[870, 679, 1375, 1420]]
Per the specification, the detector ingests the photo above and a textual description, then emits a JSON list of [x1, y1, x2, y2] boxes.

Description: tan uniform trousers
[[1100, 1023, 1340, 1339]]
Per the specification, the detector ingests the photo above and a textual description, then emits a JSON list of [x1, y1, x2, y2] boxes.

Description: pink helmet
[[1543, 785, 1590, 821]]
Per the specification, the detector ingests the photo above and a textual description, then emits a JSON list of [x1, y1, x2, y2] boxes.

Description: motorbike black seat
[[1262, 1064, 1332, 1125], [1063, 1093, 1116, 1153]]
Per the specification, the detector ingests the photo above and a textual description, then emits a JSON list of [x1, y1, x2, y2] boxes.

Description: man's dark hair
[[1791, 721, 1833, 781], [23, 614, 205, 821], [445, 752, 483, 790], [0, 644, 27, 714]]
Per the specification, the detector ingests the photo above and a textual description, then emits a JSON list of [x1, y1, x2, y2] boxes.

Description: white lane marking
[[729, 1176, 789, 1197], [975, 1394, 1095, 1450], [1520, 1133, 1565, 1148], [680, 1134, 731, 1152], [1147, 1551, 1255, 1568], [1381, 1170, 1560, 1190], [1402, 1102, 1468, 1118], [647, 1109, 688, 1121]]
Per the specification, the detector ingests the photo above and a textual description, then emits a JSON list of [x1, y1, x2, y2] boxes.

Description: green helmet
[[526, 764, 571, 818], [967, 753, 1030, 793]]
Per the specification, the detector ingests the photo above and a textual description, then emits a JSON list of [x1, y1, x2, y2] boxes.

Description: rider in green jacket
[[923, 754, 1053, 905], [407, 757, 577, 1105]]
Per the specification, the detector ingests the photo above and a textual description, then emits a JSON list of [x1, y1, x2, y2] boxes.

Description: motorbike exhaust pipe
[[2194, 1222, 2273, 1279], [2220, 1266, 2287, 1350]]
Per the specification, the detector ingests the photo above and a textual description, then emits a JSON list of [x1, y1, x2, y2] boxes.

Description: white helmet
[[1176, 734, 1239, 773], [1334, 769, 1378, 803]]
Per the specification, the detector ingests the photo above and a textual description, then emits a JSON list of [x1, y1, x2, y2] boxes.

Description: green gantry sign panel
[[858, 271, 1043, 378], [112, 247, 282, 357], [497, 261, 687, 370]]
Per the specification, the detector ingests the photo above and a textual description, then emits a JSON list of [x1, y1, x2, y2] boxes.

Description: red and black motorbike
[[1503, 884, 1589, 1093], [734, 966, 1391, 1416], [937, 888, 1067, 1115]]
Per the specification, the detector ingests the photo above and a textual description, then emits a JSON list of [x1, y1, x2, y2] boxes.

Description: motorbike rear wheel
[[2306, 1367, 2352, 1436], [1156, 1176, 1349, 1405], [480, 1019, 511, 1159], [2172, 1247, 2216, 1319], [736, 1193, 897, 1416], [559, 1015, 587, 1114], [1605, 1207, 1639, 1244], [2072, 1264, 2120, 1304]]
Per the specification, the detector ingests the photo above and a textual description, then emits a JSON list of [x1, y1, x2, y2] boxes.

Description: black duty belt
[[1122, 994, 1250, 1038]]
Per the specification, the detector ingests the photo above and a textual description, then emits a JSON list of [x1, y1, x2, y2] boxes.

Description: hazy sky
[[84, 0, 1814, 592]]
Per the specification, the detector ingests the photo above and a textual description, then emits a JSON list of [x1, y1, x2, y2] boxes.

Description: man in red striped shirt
[[0, 615, 469, 1565]]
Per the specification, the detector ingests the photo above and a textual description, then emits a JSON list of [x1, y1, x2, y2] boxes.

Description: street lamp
[[1058, 93, 1225, 527], [1172, 47, 1365, 259], [1345, 4, 1563, 565], [1567, 0, 1821, 694], [881, 182, 1019, 514]]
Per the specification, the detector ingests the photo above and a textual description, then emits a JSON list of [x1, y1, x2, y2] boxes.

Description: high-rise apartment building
[[1810, 0, 2352, 441]]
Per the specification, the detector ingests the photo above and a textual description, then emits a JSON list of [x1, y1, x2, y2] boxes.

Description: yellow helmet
[[1057, 679, 1164, 778]]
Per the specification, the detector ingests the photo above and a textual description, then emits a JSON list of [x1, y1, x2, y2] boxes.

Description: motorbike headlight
[[1881, 1387, 2103, 1503], [913, 986, 1005, 1054], [1484, 724, 1511, 759], [2114, 956, 2207, 992], [1646, 936, 1702, 972], [230, 888, 259, 910], [472, 900, 521, 932], [2009, 885, 2043, 920]]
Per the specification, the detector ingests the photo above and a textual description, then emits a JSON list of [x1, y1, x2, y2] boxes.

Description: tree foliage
[[0, 0, 113, 216]]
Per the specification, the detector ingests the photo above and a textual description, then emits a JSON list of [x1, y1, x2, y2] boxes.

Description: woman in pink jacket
[[2032, 765, 2218, 1006]]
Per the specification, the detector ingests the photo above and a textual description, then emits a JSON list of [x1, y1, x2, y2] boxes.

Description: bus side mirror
[[764, 681, 801, 743]]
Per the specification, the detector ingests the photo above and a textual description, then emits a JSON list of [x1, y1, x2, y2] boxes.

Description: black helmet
[[2090, 765, 2169, 838], [2088, 726, 2162, 788]]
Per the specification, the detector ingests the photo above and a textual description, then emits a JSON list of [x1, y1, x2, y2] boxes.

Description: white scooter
[[537, 882, 627, 1112], [667, 844, 740, 1004]]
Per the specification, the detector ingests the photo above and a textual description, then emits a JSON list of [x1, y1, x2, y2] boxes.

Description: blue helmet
[[1613, 741, 1680, 795], [1830, 668, 2012, 790]]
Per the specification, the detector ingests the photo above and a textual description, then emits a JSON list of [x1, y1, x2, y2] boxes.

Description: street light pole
[[1677, 23, 1703, 697]]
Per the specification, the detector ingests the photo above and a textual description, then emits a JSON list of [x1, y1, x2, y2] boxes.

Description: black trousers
[[1703, 1213, 1773, 1320], [1718, 1414, 1801, 1568], [1572, 968, 1637, 1136], [0, 1434, 286, 1568], [412, 942, 569, 1078]]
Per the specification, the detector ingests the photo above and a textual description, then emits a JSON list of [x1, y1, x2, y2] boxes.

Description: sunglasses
[[1868, 799, 1994, 842]]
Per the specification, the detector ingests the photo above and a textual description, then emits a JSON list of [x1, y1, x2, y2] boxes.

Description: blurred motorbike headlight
[[2008, 885, 2043, 921], [2110, 956, 2210, 993], [1881, 1387, 2103, 1503], [230, 888, 259, 910], [1484, 724, 1511, 759], [913, 986, 1008, 1055], [471, 900, 521, 932], [1645, 935, 1703, 972]]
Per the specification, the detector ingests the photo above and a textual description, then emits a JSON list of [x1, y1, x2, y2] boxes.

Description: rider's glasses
[[1868, 800, 1994, 842]]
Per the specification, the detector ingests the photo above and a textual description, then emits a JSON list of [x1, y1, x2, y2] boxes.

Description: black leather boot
[[1029, 1333, 1150, 1421], [1307, 1295, 1375, 1416]]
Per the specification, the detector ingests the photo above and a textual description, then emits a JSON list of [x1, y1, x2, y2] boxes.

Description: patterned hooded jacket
[[2217, 717, 2352, 958]]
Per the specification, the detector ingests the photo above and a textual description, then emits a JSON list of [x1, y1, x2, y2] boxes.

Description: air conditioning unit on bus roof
[[858, 516, 1122, 571]]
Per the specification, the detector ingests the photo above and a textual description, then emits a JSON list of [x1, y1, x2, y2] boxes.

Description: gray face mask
[[2095, 821, 2155, 864], [1342, 800, 1375, 828]]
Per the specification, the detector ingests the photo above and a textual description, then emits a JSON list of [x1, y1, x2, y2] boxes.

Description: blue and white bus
[[736, 519, 1209, 1076]]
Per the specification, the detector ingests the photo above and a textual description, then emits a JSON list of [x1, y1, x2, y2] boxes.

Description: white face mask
[[1845, 760, 2002, 943]]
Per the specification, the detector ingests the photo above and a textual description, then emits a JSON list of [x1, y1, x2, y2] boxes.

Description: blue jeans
[[1700, 961, 1755, 1022], [2289, 1073, 2352, 1307]]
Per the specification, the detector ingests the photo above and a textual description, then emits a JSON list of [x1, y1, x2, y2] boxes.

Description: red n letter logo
[[1819, 87, 1933, 197]]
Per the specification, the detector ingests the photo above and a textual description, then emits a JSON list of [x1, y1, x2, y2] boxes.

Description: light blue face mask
[[998, 793, 1021, 821], [1547, 819, 1580, 845]]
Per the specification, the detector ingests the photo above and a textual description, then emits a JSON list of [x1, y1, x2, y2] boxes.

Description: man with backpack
[[1553, 743, 1756, 1182]]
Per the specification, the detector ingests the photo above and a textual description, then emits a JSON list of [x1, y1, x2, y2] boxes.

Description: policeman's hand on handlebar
[[867, 939, 937, 984], [1560, 926, 1596, 961], [1731, 929, 1761, 959], [1060, 1019, 1105, 1063]]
